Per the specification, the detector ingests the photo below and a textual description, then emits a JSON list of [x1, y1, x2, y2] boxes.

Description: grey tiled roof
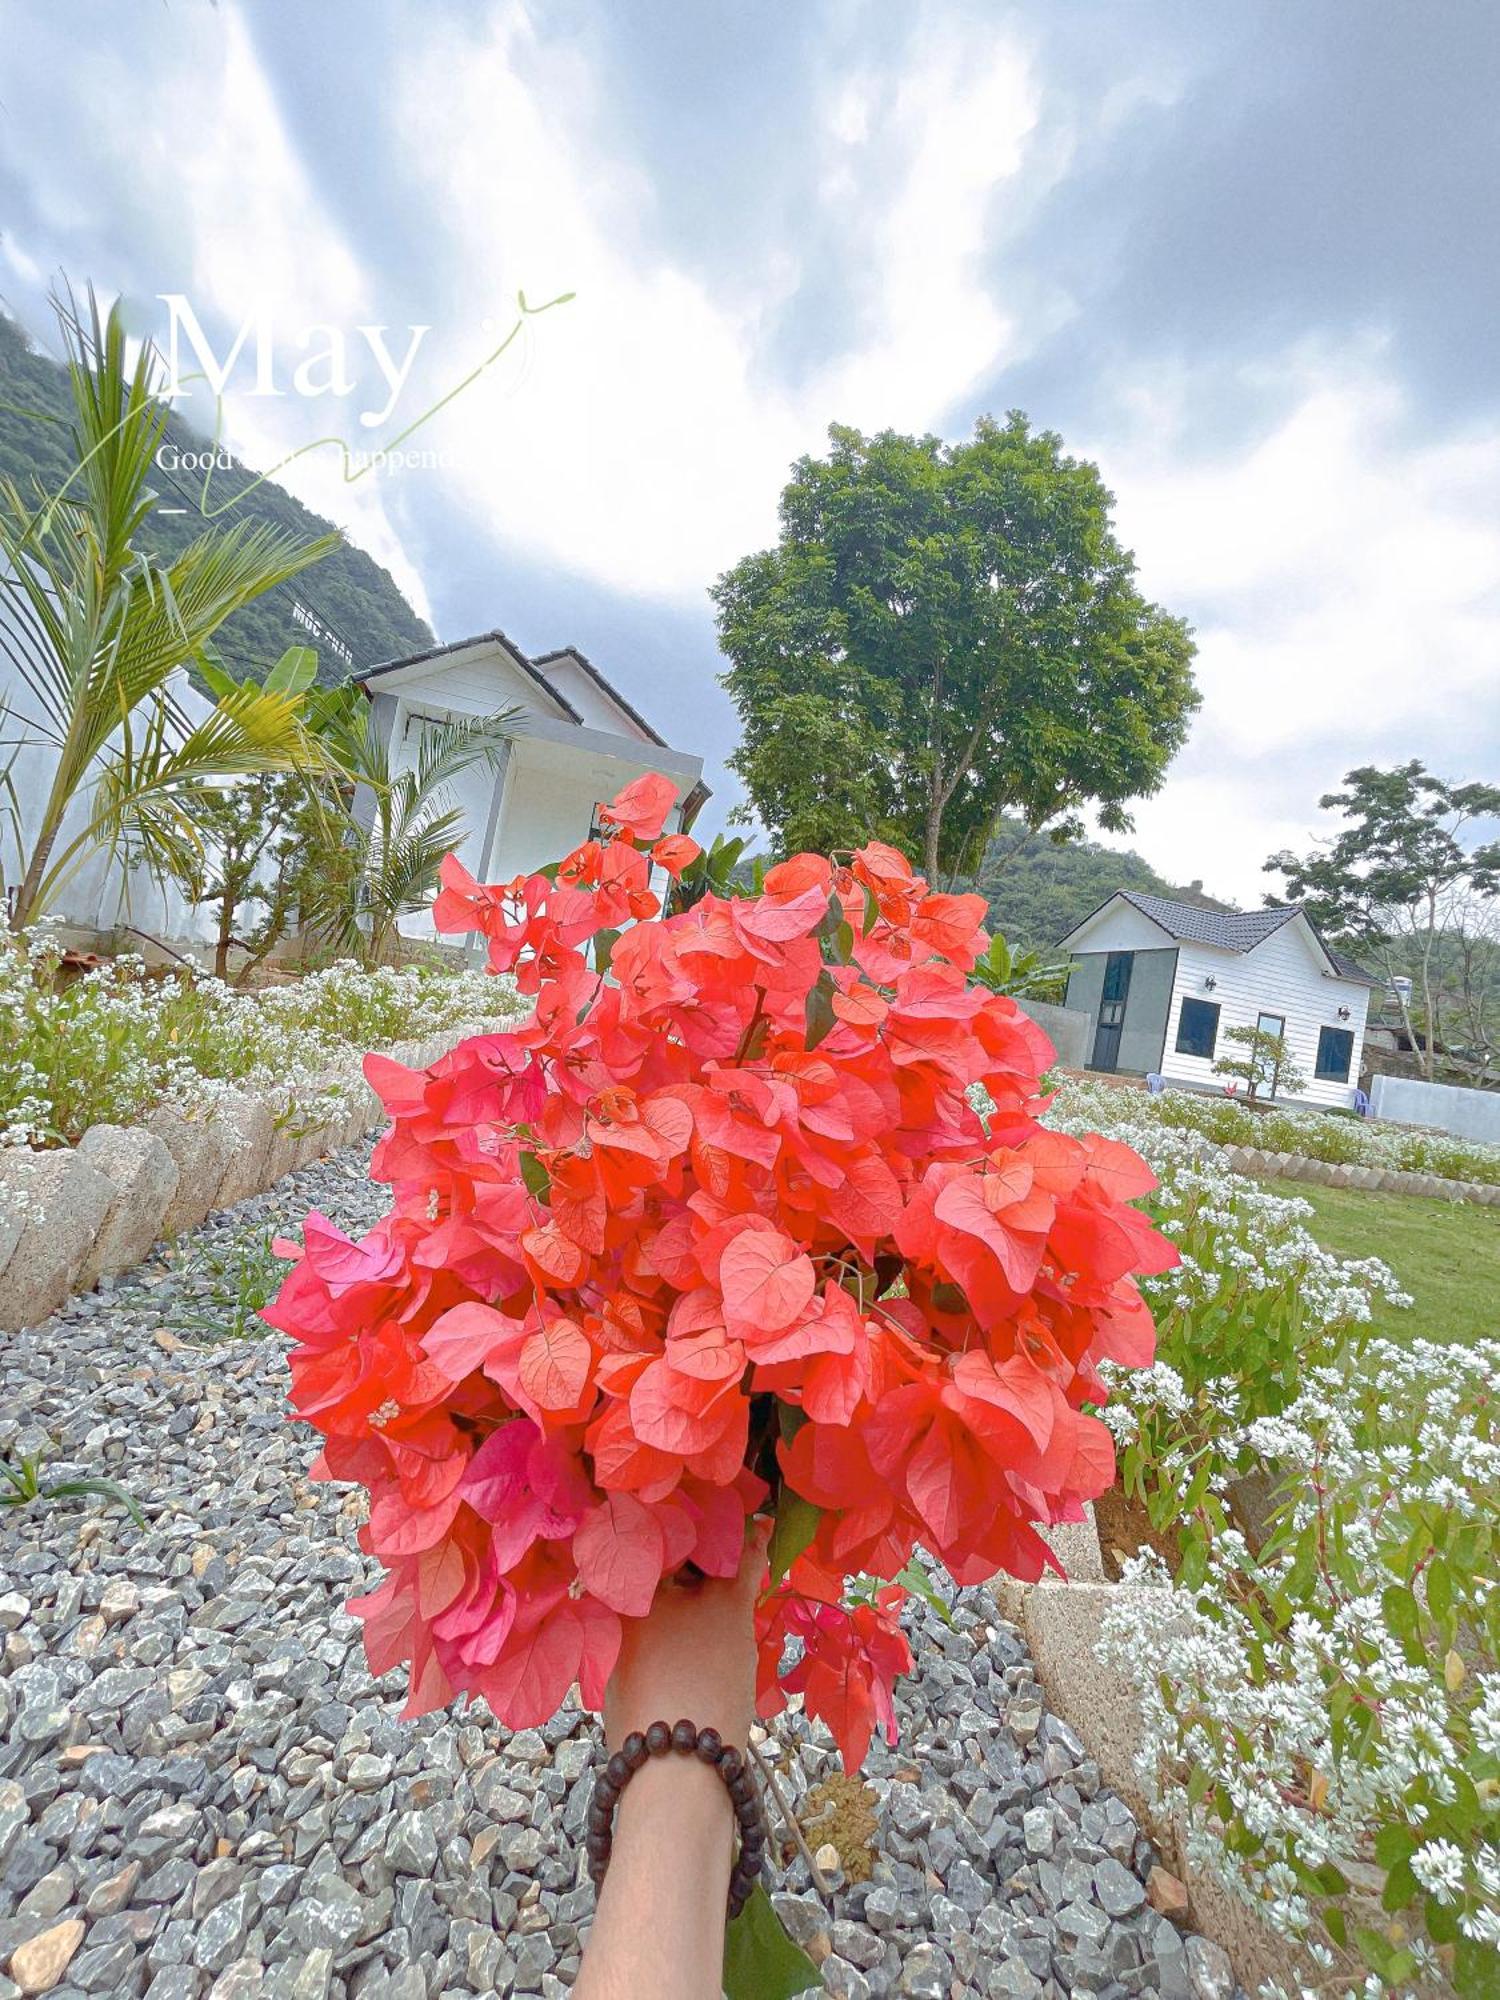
[[1073, 891, 1380, 984], [1117, 891, 1300, 952]]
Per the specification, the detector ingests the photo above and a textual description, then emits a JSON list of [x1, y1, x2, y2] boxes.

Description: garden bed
[[1057, 1077, 1500, 1192], [1037, 1084, 1498, 1998], [0, 945, 526, 1332]]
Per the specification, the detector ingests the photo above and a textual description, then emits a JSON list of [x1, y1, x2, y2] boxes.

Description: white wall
[[492, 755, 597, 880], [379, 644, 567, 729], [535, 652, 653, 741], [1369, 1074, 1500, 1143], [0, 632, 218, 943], [1064, 901, 1175, 954], [1159, 923, 1371, 1108]]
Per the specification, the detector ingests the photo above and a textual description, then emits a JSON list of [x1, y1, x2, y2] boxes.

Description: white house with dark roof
[[356, 630, 707, 936], [1058, 890, 1379, 1108]]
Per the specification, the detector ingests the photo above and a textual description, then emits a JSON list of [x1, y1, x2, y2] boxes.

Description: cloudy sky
[[1, 0, 1496, 904]]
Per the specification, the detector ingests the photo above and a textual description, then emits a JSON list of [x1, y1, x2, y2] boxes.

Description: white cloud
[[1086, 340, 1500, 901], [389, 3, 1040, 598], [0, 4, 434, 628]]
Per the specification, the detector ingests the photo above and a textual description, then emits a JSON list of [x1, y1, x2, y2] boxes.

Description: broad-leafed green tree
[[712, 415, 1199, 878], [1267, 762, 1500, 1081]]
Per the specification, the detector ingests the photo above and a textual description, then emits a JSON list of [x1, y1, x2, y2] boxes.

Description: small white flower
[[1411, 1840, 1467, 1906]]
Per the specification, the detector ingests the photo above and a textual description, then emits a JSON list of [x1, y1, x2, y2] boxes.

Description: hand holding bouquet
[[266, 774, 1173, 1776]]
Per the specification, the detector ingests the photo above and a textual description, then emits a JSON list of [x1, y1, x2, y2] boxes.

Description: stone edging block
[[0, 1149, 117, 1330], [996, 1569, 1359, 1999], [0, 1012, 510, 1334], [74, 1126, 180, 1289], [1222, 1142, 1497, 1206]]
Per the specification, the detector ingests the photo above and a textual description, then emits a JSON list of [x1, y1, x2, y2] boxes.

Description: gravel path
[[0, 1143, 1234, 2000]]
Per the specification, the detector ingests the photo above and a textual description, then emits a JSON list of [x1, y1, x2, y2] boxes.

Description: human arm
[[573, 1521, 770, 2000]]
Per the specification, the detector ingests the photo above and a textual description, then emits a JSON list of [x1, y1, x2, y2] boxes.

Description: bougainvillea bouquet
[[267, 773, 1173, 1783]]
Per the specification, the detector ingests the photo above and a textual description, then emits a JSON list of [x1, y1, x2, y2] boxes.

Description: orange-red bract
[[267, 778, 1174, 1767]]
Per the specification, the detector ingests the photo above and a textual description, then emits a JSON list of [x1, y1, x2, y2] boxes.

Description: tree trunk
[[923, 794, 943, 881], [214, 898, 234, 982], [9, 819, 61, 932]]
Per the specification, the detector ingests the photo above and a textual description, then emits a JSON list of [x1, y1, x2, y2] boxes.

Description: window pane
[[1315, 1026, 1354, 1081], [1175, 997, 1220, 1058]]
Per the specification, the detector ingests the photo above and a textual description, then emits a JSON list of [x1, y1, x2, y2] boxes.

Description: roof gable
[[356, 631, 582, 723], [1062, 889, 1379, 984]]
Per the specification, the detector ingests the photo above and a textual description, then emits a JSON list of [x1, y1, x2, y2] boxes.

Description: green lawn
[[1269, 1179, 1500, 1347]]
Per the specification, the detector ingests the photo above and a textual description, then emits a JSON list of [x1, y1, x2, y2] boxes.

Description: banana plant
[[968, 930, 1069, 1000]]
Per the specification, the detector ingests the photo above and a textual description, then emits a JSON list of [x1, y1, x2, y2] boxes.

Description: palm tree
[[301, 694, 519, 967], [0, 287, 340, 930]]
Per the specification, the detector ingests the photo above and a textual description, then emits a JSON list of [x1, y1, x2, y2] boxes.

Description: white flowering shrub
[[1039, 1085, 1497, 1992], [0, 932, 523, 1148], [1044, 1086, 1408, 1582], [1056, 1074, 1500, 1188], [1100, 1340, 1500, 1998]]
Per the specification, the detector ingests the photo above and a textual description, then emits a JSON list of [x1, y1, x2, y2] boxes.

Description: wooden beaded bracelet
[[585, 1717, 768, 1919]]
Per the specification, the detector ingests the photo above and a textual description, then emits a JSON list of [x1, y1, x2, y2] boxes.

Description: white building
[[1058, 891, 1378, 1108], [357, 630, 708, 936]]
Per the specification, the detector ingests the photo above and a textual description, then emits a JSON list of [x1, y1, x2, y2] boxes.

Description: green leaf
[[1454, 1936, 1500, 2000], [592, 928, 622, 975], [777, 1402, 809, 1445], [768, 1488, 821, 1588], [1374, 1823, 1419, 1869], [891, 1556, 952, 1626], [518, 1152, 550, 1201], [1381, 1857, 1417, 1911], [1426, 1896, 1461, 1946], [195, 657, 239, 700], [860, 883, 879, 937], [1382, 1582, 1420, 1644], [46, 1478, 145, 1527], [264, 645, 319, 696], [1355, 1927, 1394, 1980], [723, 1880, 823, 1999], [1427, 1556, 1454, 1629], [804, 972, 837, 1050]]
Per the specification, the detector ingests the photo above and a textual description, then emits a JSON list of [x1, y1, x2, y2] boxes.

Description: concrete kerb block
[[146, 1107, 237, 1239], [0, 1207, 23, 1299], [1035, 1503, 1106, 1585], [0, 1149, 116, 1331], [209, 1092, 277, 1210], [1006, 1575, 1352, 2000], [74, 1125, 179, 1288]]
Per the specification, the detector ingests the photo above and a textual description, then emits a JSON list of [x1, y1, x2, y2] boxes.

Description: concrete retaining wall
[[0, 1016, 504, 1334], [1221, 1143, 1500, 1205], [998, 1516, 1368, 1997], [1015, 997, 1092, 1070], [1369, 1072, 1500, 1144]]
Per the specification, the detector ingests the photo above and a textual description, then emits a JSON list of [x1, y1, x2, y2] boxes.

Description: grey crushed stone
[[0, 1138, 1238, 1997]]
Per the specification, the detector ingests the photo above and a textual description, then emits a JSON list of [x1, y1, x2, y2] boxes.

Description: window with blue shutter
[[1315, 1026, 1355, 1081], [1174, 997, 1220, 1058]]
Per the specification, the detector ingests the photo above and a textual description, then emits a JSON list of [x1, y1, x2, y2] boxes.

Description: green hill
[[0, 311, 432, 684], [968, 817, 1229, 955]]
